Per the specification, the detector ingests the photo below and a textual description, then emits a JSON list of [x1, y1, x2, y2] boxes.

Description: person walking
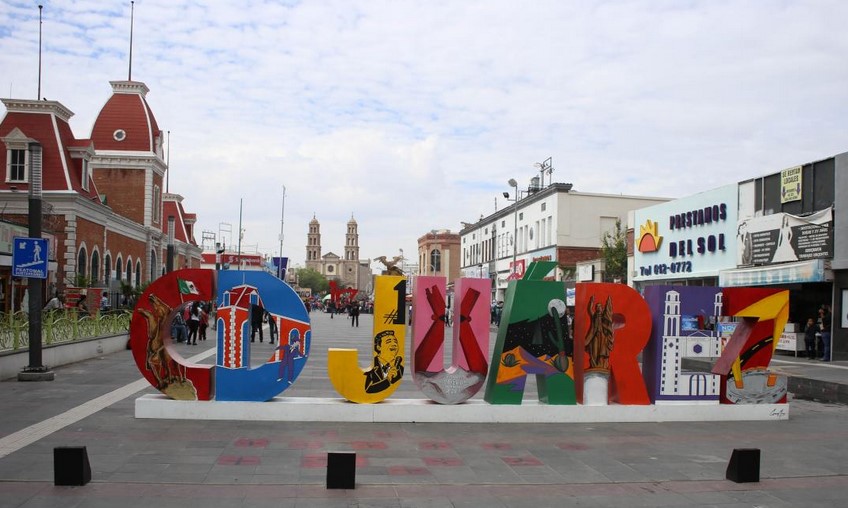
[[187, 301, 201, 345], [804, 317, 819, 360], [350, 302, 360, 327], [819, 305, 832, 361], [250, 302, 265, 342], [198, 303, 209, 341], [267, 310, 278, 344]]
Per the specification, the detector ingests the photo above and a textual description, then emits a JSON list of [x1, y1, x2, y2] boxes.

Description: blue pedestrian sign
[[12, 237, 49, 279]]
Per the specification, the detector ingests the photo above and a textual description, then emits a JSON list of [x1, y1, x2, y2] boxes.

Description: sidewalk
[[0, 311, 846, 507]]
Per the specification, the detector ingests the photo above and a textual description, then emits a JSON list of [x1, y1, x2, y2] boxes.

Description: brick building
[[0, 80, 201, 311]]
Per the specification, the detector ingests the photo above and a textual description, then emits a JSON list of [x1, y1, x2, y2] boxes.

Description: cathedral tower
[[345, 215, 359, 261], [306, 214, 321, 268]]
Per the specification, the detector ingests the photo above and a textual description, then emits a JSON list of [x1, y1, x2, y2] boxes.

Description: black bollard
[[726, 448, 760, 483], [54, 446, 91, 486], [326, 451, 356, 489]]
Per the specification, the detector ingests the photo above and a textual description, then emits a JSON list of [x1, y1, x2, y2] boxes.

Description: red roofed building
[[0, 81, 201, 312]]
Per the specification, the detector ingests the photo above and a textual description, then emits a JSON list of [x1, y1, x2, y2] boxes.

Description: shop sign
[[736, 207, 832, 266], [719, 259, 825, 287], [634, 185, 738, 280], [780, 166, 802, 204]]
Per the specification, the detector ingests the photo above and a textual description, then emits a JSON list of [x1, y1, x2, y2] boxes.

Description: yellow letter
[[328, 276, 406, 403]]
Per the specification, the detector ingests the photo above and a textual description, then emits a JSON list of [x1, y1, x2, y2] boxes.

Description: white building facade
[[460, 182, 669, 302]]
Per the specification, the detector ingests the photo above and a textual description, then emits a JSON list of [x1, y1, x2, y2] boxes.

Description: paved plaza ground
[[1, 310, 847, 507]]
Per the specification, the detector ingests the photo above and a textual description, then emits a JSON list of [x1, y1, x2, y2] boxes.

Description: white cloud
[[2, 0, 847, 270]]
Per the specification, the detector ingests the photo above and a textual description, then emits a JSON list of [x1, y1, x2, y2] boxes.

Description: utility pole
[[279, 186, 286, 280]]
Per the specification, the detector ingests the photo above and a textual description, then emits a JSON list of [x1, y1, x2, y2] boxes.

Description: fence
[[0, 310, 132, 353]]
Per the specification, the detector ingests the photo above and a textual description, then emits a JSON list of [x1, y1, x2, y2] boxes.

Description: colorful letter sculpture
[[129, 269, 216, 400], [129, 268, 310, 402], [574, 283, 651, 405], [642, 286, 724, 403], [215, 270, 311, 401], [412, 276, 490, 404], [484, 262, 576, 405], [711, 288, 789, 404], [129, 265, 791, 415], [328, 276, 407, 403]]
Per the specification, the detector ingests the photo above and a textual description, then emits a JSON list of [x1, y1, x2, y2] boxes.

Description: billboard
[[736, 207, 832, 266]]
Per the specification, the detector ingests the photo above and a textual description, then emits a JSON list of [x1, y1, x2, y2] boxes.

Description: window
[[431, 249, 441, 272], [152, 185, 161, 223], [81, 159, 90, 191], [150, 249, 157, 280], [113, 129, 126, 141], [77, 247, 88, 279], [91, 250, 100, 284], [519, 212, 523, 221], [135, 261, 141, 286], [7, 149, 26, 182], [104, 254, 112, 286], [541, 202, 546, 212], [126, 258, 133, 286], [116, 256, 123, 281]]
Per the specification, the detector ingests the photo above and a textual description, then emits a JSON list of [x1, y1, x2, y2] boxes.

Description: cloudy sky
[[2, 0, 847, 272]]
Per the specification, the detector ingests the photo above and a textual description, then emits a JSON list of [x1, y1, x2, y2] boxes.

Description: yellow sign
[[328, 275, 406, 403], [780, 166, 802, 203]]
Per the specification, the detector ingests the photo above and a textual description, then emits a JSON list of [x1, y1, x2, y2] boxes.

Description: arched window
[[126, 258, 133, 286], [104, 254, 112, 286], [150, 249, 157, 280], [430, 249, 441, 273], [135, 260, 141, 286], [90, 250, 100, 284], [116, 256, 123, 281], [77, 247, 88, 279]]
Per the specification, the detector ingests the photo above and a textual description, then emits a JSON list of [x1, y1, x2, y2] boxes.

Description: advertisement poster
[[780, 166, 802, 203], [736, 207, 832, 266]]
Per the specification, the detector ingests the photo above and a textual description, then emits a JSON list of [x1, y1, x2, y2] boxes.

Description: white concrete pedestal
[[135, 394, 789, 423]]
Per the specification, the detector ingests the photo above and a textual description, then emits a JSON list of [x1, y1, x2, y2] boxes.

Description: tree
[[600, 218, 627, 283], [296, 267, 329, 294]]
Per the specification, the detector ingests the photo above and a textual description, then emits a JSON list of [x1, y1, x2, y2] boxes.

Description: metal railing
[[0, 310, 132, 353]]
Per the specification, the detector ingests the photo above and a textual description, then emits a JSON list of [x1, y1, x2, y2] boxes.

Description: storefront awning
[[719, 259, 830, 287]]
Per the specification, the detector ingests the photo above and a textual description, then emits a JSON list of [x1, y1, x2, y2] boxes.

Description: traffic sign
[[12, 237, 49, 279]]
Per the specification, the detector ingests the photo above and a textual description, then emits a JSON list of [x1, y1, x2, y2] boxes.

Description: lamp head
[[502, 191, 510, 198], [507, 178, 518, 188]]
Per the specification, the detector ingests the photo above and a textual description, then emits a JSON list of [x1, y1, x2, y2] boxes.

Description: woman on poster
[[772, 215, 797, 263]]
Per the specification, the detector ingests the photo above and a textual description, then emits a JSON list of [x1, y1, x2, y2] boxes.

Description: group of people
[[324, 299, 366, 327], [171, 301, 210, 346], [250, 303, 279, 344], [804, 304, 833, 361]]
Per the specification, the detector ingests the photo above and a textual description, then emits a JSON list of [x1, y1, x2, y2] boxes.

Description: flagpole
[[37, 5, 43, 100]]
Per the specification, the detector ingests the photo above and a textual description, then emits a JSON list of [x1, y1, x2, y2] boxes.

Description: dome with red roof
[[90, 81, 162, 153]]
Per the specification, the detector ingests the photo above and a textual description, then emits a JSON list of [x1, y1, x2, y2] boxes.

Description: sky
[[2, 0, 847, 273]]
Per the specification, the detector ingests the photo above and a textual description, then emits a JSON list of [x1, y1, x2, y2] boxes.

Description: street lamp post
[[278, 186, 286, 280], [19, 142, 53, 381], [166, 215, 175, 273], [507, 178, 519, 278]]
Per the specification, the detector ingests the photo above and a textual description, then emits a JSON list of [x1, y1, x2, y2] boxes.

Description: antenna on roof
[[37, 5, 43, 100], [128, 1, 135, 81], [166, 130, 170, 193]]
